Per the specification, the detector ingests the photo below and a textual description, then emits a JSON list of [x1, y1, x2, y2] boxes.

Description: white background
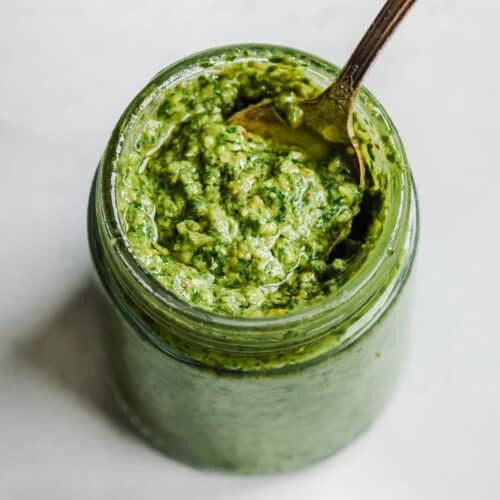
[[1, 1, 499, 498]]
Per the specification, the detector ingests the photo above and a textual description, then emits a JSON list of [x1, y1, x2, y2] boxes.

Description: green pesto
[[90, 46, 418, 473], [116, 58, 382, 317]]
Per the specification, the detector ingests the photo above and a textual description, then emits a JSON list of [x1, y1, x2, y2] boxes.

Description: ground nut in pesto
[[89, 45, 418, 473], [116, 59, 368, 317]]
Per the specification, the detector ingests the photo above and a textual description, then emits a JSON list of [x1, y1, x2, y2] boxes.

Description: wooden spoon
[[229, 0, 416, 188]]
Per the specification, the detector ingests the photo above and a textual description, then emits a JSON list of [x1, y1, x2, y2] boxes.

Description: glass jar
[[88, 44, 418, 473]]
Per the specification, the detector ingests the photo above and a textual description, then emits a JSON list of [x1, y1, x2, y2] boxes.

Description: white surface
[[1, 1, 499, 498]]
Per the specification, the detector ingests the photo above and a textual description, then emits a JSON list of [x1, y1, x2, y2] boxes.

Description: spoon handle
[[329, 0, 416, 102]]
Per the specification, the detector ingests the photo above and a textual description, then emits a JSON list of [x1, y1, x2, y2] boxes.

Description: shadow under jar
[[88, 44, 419, 473]]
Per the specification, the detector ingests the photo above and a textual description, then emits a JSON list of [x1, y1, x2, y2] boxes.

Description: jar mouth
[[96, 43, 417, 348]]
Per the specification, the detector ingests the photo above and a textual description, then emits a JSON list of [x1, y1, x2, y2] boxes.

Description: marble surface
[[1, 1, 499, 498]]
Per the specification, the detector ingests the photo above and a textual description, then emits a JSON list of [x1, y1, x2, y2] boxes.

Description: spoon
[[229, 0, 416, 189]]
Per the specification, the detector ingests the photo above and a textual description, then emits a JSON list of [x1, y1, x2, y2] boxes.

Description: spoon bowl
[[230, 0, 416, 193]]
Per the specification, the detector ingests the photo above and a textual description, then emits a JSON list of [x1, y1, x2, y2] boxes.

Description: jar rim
[[95, 43, 418, 350]]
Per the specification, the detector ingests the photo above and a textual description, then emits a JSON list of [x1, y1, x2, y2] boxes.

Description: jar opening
[[92, 44, 418, 355]]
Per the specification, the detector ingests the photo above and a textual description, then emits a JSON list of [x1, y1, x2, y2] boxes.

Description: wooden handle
[[328, 0, 416, 102]]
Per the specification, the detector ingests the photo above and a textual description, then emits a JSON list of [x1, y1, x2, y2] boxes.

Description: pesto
[[116, 58, 374, 317], [90, 45, 418, 473]]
